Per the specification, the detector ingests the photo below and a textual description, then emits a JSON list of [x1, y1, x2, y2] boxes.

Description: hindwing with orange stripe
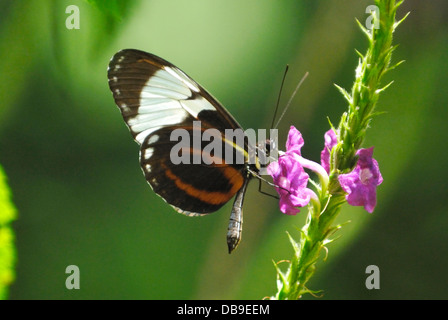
[[139, 125, 247, 215]]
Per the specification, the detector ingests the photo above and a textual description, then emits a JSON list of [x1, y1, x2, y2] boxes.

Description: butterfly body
[[108, 49, 262, 252]]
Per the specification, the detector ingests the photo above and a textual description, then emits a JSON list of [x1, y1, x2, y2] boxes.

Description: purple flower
[[267, 155, 311, 215], [285, 125, 304, 156], [267, 126, 312, 215], [320, 129, 338, 174], [338, 147, 383, 213]]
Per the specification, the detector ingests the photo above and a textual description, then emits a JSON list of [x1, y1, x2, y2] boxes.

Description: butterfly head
[[256, 138, 276, 169]]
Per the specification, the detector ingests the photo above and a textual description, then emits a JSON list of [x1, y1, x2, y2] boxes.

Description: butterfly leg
[[257, 178, 280, 200]]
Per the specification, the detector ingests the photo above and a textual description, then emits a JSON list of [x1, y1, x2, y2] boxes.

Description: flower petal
[[268, 153, 311, 215], [320, 129, 338, 174], [338, 147, 382, 213], [285, 126, 304, 155]]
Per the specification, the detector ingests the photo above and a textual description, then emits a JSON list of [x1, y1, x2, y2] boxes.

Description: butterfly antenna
[[273, 71, 309, 129], [270, 65, 289, 130]]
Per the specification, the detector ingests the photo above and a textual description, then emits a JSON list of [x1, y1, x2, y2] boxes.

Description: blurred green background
[[0, 0, 447, 299]]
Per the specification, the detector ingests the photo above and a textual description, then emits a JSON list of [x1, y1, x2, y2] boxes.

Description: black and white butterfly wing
[[107, 49, 248, 216]]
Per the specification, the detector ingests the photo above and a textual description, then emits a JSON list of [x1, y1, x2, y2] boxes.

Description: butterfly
[[107, 49, 272, 253]]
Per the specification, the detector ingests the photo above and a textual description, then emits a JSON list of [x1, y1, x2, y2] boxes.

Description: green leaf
[[78, 0, 141, 58], [375, 80, 394, 94], [0, 165, 17, 300], [334, 83, 352, 104], [286, 231, 300, 254], [355, 18, 372, 42], [394, 11, 410, 29]]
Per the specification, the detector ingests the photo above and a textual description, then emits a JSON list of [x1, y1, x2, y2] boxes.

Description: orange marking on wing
[[162, 163, 244, 205], [138, 58, 163, 69]]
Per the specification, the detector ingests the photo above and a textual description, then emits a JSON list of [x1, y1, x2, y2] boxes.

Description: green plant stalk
[[334, 0, 407, 172], [273, 0, 406, 300], [0, 165, 17, 300]]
